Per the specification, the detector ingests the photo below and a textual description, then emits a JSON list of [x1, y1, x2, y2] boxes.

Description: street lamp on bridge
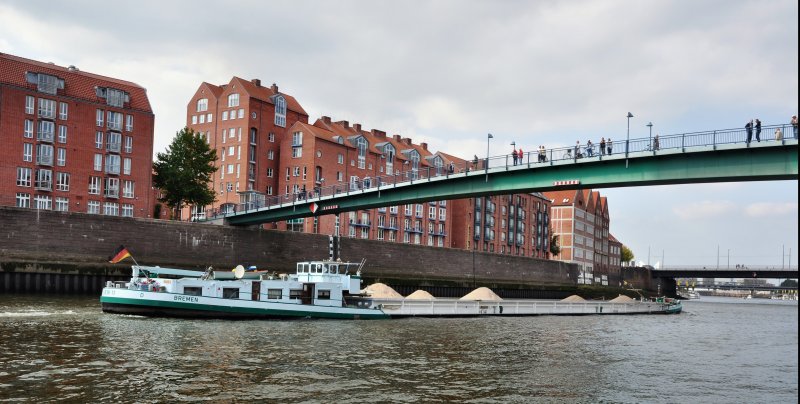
[[626, 112, 634, 168], [647, 122, 653, 150], [486, 133, 493, 182]]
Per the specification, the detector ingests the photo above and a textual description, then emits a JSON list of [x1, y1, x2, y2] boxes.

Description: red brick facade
[[0, 52, 155, 217]]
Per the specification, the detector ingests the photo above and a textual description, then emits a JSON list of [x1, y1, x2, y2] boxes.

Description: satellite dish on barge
[[233, 265, 245, 279]]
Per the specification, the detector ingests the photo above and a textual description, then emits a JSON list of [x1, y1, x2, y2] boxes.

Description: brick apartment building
[[185, 77, 308, 220], [544, 189, 622, 284], [0, 52, 155, 217]]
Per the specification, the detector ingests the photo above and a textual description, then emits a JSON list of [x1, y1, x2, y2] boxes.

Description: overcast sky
[[2, 0, 797, 268]]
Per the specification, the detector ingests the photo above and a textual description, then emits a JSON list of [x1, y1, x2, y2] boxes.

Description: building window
[[222, 111, 228, 121], [55, 197, 69, 212], [87, 200, 100, 214], [16, 167, 32, 187], [33, 195, 52, 210], [56, 172, 70, 191], [58, 125, 67, 143], [122, 204, 134, 217], [268, 150, 274, 160], [104, 88, 128, 107], [16, 193, 31, 208], [125, 115, 134, 131], [37, 120, 55, 142], [268, 132, 275, 142], [105, 154, 120, 174], [96, 109, 104, 127], [123, 158, 131, 175], [36, 144, 53, 166], [238, 109, 244, 119], [104, 177, 120, 198], [199, 114, 205, 124], [57, 102, 68, 120], [23, 143, 33, 162], [25, 96, 35, 114], [356, 137, 367, 169], [274, 96, 286, 127], [266, 168, 273, 177], [124, 136, 133, 153], [35, 169, 52, 191], [57, 148, 66, 166], [228, 93, 239, 107], [292, 147, 302, 158], [197, 98, 208, 112], [24, 119, 34, 138], [88, 176, 101, 194], [103, 202, 119, 216], [95, 132, 103, 149], [38, 98, 55, 119], [192, 115, 197, 125], [123, 180, 135, 198], [107, 111, 122, 131], [337, 153, 344, 164]]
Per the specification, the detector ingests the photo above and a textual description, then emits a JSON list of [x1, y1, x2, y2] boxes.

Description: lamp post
[[626, 112, 633, 167], [510, 141, 516, 167], [646, 122, 653, 150], [486, 133, 493, 182]]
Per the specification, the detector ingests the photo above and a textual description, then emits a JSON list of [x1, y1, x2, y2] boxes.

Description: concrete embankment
[[0, 207, 649, 298]]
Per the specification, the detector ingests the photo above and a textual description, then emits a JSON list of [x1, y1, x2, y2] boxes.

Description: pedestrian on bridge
[[600, 137, 606, 155], [792, 115, 798, 138], [607, 138, 613, 154], [512, 148, 518, 165], [653, 134, 660, 151], [775, 127, 783, 141], [745, 120, 753, 143], [586, 140, 594, 157], [517, 148, 524, 164], [755, 119, 762, 142]]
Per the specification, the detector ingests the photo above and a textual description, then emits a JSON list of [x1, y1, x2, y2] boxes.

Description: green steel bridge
[[208, 124, 798, 226]]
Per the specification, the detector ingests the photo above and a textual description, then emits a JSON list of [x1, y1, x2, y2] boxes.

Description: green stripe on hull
[[100, 295, 389, 320]]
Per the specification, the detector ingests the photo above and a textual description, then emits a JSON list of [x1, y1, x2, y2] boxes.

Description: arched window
[[409, 150, 420, 179], [433, 156, 444, 175], [384, 144, 395, 175], [274, 96, 286, 127], [356, 137, 368, 169], [196, 98, 208, 112]]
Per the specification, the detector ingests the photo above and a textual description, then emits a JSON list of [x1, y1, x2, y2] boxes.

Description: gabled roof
[[609, 233, 621, 244], [227, 77, 308, 116], [288, 121, 342, 145], [0, 52, 152, 112], [542, 190, 580, 206]]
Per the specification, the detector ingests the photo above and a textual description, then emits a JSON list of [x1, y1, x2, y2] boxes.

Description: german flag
[[108, 245, 132, 264]]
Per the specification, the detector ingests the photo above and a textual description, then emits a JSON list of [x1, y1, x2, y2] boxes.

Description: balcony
[[34, 180, 52, 191], [107, 121, 122, 131], [37, 131, 54, 143], [104, 188, 119, 199], [349, 220, 372, 227], [38, 109, 55, 120], [36, 155, 53, 166], [106, 140, 121, 153]]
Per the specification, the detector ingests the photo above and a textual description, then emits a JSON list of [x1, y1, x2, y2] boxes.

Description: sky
[[1, 0, 797, 268]]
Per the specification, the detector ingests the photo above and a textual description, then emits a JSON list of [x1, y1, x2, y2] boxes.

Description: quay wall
[[0, 207, 606, 297]]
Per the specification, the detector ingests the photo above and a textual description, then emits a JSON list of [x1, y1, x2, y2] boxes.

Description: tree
[[621, 245, 634, 264], [153, 128, 218, 220], [549, 234, 561, 256], [780, 279, 798, 288]]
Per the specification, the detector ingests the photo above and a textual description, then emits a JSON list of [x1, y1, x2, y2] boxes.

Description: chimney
[[251, 79, 261, 87], [371, 129, 386, 138], [270, 83, 278, 93], [335, 120, 349, 129], [402, 137, 412, 145], [393, 135, 402, 141], [321, 116, 332, 125], [421, 142, 428, 151], [353, 123, 362, 132]]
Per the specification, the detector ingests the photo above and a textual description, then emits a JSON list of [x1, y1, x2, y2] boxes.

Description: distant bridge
[[692, 283, 797, 291], [208, 124, 798, 226], [652, 267, 798, 279]]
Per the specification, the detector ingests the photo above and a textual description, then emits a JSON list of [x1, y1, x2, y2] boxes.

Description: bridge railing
[[201, 123, 797, 221]]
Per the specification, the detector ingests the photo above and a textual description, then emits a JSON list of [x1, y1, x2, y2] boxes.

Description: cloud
[[672, 201, 737, 220], [745, 202, 799, 217]]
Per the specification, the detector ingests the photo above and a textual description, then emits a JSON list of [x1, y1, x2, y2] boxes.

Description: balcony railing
[[36, 155, 53, 166]]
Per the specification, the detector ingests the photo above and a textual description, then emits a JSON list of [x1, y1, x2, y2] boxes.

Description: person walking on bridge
[[755, 119, 762, 142], [600, 137, 606, 155], [745, 120, 753, 143], [792, 115, 798, 139], [607, 138, 613, 154], [512, 147, 518, 165], [517, 148, 524, 164]]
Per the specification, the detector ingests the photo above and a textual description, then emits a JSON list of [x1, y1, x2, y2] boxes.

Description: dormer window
[[384, 144, 395, 175], [433, 156, 444, 175], [26, 72, 64, 95], [408, 150, 420, 179], [95, 87, 130, 108], [355, 137, 368, 169], [274, 95, 286, 127]]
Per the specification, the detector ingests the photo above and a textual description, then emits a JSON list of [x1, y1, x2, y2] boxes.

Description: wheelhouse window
[[289, 289, 303, 300], [267, 289, 282, 300], [184, 287, 202, 296], [317, 290, 331, 300], [222, 288, 240, 299]]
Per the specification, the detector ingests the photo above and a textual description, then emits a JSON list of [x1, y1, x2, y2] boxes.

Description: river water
[[0, 295, 797, 403]]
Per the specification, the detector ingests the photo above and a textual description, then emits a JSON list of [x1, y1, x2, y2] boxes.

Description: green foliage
[[621, 245, 634, 263], [549, 234, 561, 256], [153, 128, 217, 220], [779, 279, 798, 288]]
